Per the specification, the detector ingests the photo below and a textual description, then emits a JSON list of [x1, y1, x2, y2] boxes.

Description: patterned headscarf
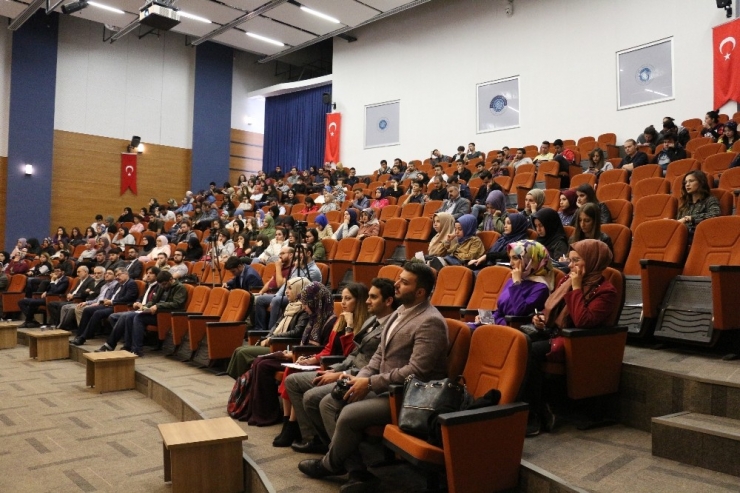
[[299, 281, 335, 344], [507, 240, 555, 290]]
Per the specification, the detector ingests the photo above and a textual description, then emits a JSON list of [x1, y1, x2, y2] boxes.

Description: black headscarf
[[532, 207, 569, 259]]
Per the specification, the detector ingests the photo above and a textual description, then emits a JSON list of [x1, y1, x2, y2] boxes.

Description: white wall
[[54, 15, 195, 149], [0, 22, 11, 157], [333, 0, 736, 174], [231, 50, 278, 134]]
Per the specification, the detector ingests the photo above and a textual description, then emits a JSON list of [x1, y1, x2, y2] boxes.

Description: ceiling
[[0, 0, 430, 62]]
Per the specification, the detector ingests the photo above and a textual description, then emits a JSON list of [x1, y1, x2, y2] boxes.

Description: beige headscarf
[[428, 213, 456, 256], [271, 277, 311, 336]]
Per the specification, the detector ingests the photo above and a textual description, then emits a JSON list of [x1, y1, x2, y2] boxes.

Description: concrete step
[[652, 411, 740, 477]]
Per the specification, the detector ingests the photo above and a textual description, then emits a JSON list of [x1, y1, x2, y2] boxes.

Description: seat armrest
[[710, 265, 740, 273], [504, 315, 531, 323], [247, 330, 270, 337], [320, 355, 344, 369], [269, 336, 302, 345], [640, 259, 682, 269], [207, 321, 247, 327], [293, 345, 323, 356], [389, 384, 405, 426], [710, 265, 740, 329], [559, 326, 628, 338], [171, 311, 201, 317], [460, 309, 478, 316], [437, 402, 529, 426], [187, 315, 220, 320]]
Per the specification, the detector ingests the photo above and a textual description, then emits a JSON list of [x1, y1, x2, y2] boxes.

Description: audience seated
[[532, 208, 570, 261], [469, 214, 529, 268], [568, 203, 614, 251]]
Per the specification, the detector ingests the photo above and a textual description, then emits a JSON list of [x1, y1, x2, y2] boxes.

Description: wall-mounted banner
[[325, 112, 341, 163], [121, 153, 137, 195], [617, 38, 674, 110], [713, 19, 740, 108], [365, 100, 400, 149], [477, 76, 520, 133]]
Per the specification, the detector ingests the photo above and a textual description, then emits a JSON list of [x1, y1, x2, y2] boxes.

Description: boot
[[273, 420, 302, 447]]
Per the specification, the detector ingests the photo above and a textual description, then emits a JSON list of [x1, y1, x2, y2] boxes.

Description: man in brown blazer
[[298, 261, 448, 492]]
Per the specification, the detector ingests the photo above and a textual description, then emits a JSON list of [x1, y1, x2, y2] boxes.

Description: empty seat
[[646, 217, 740, 345], [381, 217, 408, 262], [353, 236, 385, 286], [665, 159, 700, 189], [378, 205, 401, 221], [329, 238, 362, 291], [621, 220, 688, 338], [196, 289, 252, 364], [596, 182, 632, 202], [377, 264, 403, 282], [509, 172, 535, 209], [570, 173, 596, 190], [685, 136, 714, 157], [533, 161, 561, 189], [693, 143, 727, 164], [601, 223, 631, 269], [422, 200, 443, 219], [430, 266, 474, 319], [399, 202, 423, 220], [597, 169, 628, 187], [701, 151, 737, 179], [717, 166, 740, 192], [602, 199, 633, 228], [631, 195, 678, 232], [630, 164, 663, 185], [404, 217, 433, 259], [460, 266, 511, 321], [632, 177, 670, 204]]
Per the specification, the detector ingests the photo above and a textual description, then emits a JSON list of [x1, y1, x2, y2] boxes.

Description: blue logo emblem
[[635, 65, 654, 85], [489, 95, 507, 115], [378, 119, 388, 131]]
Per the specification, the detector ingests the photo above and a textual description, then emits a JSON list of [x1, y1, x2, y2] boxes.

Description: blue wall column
[[191, 41, 233, 192], [5, 11, 59, 250]]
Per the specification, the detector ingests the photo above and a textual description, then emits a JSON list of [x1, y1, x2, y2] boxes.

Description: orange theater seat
[[430, 266, 473, 319]]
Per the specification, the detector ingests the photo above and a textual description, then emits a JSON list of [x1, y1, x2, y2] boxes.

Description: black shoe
[[273, 421, 302, 447], [292, 436, 329, 454], [298, 459, 339, 479], [526, 413, 541, 438], [95, 344, 112, 352], [71, 337, 86, 346], [121, 346, 131, 352], [340, 471, 380, 493]]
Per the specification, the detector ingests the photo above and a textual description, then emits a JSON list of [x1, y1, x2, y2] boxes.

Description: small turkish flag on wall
[[713, 18, 740, 108], [121, 153, 137, 195], [325, 113, 341, 163]]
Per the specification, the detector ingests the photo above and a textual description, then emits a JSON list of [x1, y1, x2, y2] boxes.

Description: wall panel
[[0, 156, 6, 249], [229, 128, 263, 182], [50, 130, 190, 233]]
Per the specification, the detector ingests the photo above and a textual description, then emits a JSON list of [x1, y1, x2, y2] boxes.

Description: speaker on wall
[[322, 92, 332, 105]]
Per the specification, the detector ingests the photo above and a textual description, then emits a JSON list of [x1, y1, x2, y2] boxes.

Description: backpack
[[227, 370, 253, 420]]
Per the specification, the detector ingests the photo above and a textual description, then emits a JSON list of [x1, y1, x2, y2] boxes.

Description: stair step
[[652, 411, 740, 477]]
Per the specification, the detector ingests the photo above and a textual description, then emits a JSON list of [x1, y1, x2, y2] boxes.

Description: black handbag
[[398, 374, 467, 446]]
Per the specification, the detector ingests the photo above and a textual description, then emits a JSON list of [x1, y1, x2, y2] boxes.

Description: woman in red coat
[[272, 282, 369, 447], [523, 239, 618, 437]]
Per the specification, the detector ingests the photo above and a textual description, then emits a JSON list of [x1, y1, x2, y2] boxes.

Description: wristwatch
[[367, 378, 373, 393]]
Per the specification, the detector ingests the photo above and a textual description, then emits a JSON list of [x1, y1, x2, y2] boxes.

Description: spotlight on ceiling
[[61, 0, 89, 15], [717, 0, 733, 18]]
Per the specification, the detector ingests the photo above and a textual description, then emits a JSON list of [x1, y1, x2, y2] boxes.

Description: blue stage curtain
[[263, 84, 332, 173]]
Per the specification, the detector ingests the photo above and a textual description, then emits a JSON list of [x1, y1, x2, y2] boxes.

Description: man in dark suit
[[124, 247, 143, 280], [223, 256, 264, 291], [18, 267, 70, 328], [58, 266, 107, 330], [72, 267, 139, 345], [435, 183, 471, 219], [44, 265, 96, 328], [286, 278, 399, 453], [298, 261, 448, 491], [129, 271, 188, 357]]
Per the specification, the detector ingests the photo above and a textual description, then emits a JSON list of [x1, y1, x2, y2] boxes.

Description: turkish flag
[[121, 153, 137, 195], [324, 112, 341, 163], [713, 18, 740, 108]]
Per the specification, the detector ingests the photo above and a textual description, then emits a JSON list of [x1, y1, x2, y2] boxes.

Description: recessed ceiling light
[[179, 11, 211, 24], [87, 1, 125, 14], [246, 32, 284, 47], [300, 5, 339, 23]]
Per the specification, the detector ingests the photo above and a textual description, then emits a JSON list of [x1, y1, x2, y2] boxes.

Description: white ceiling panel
[[65, 9, 138, 31], [299, 0, 378, 27], [266, 3, 341, 36], [240, 15, 313, 46], [361, 0, 412, 12], [0, 3, 31, 20], [213, 28, 283, 56], [224, 0, 270, 12], [170, 17, 219, 36], [175, 0, 244, 25]]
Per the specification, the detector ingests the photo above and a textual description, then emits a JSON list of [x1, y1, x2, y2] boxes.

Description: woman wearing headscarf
[[370, 187, 389, 209], [96, 236, 111, 255], [558, 189, 579, 226], [314, 214, 334, 240], [429, 214, 485, 269], [261, 209, 277, 239], [532, 208, 570, 261], [469, 213, 530, 267], [357, 208, 380, 240], [469, 240, 554, 329], [226, 277, 312, 379], [240, 282, 337, 427], [184, 236, 204, 261], [118, 207, 135, 223], [10, 238, 27, 259], [332, 209, 360, 240], [140, 236, 155, 255], [318, 193, 338, 214], [523, 239, 618, 436], [478, 190, 509, 233], [26, 238, 41, 257], [427, 213, 456, 257], [139, 235, 170, 261], [521, 189, 546, 227], [273, 282, 369, 447]]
